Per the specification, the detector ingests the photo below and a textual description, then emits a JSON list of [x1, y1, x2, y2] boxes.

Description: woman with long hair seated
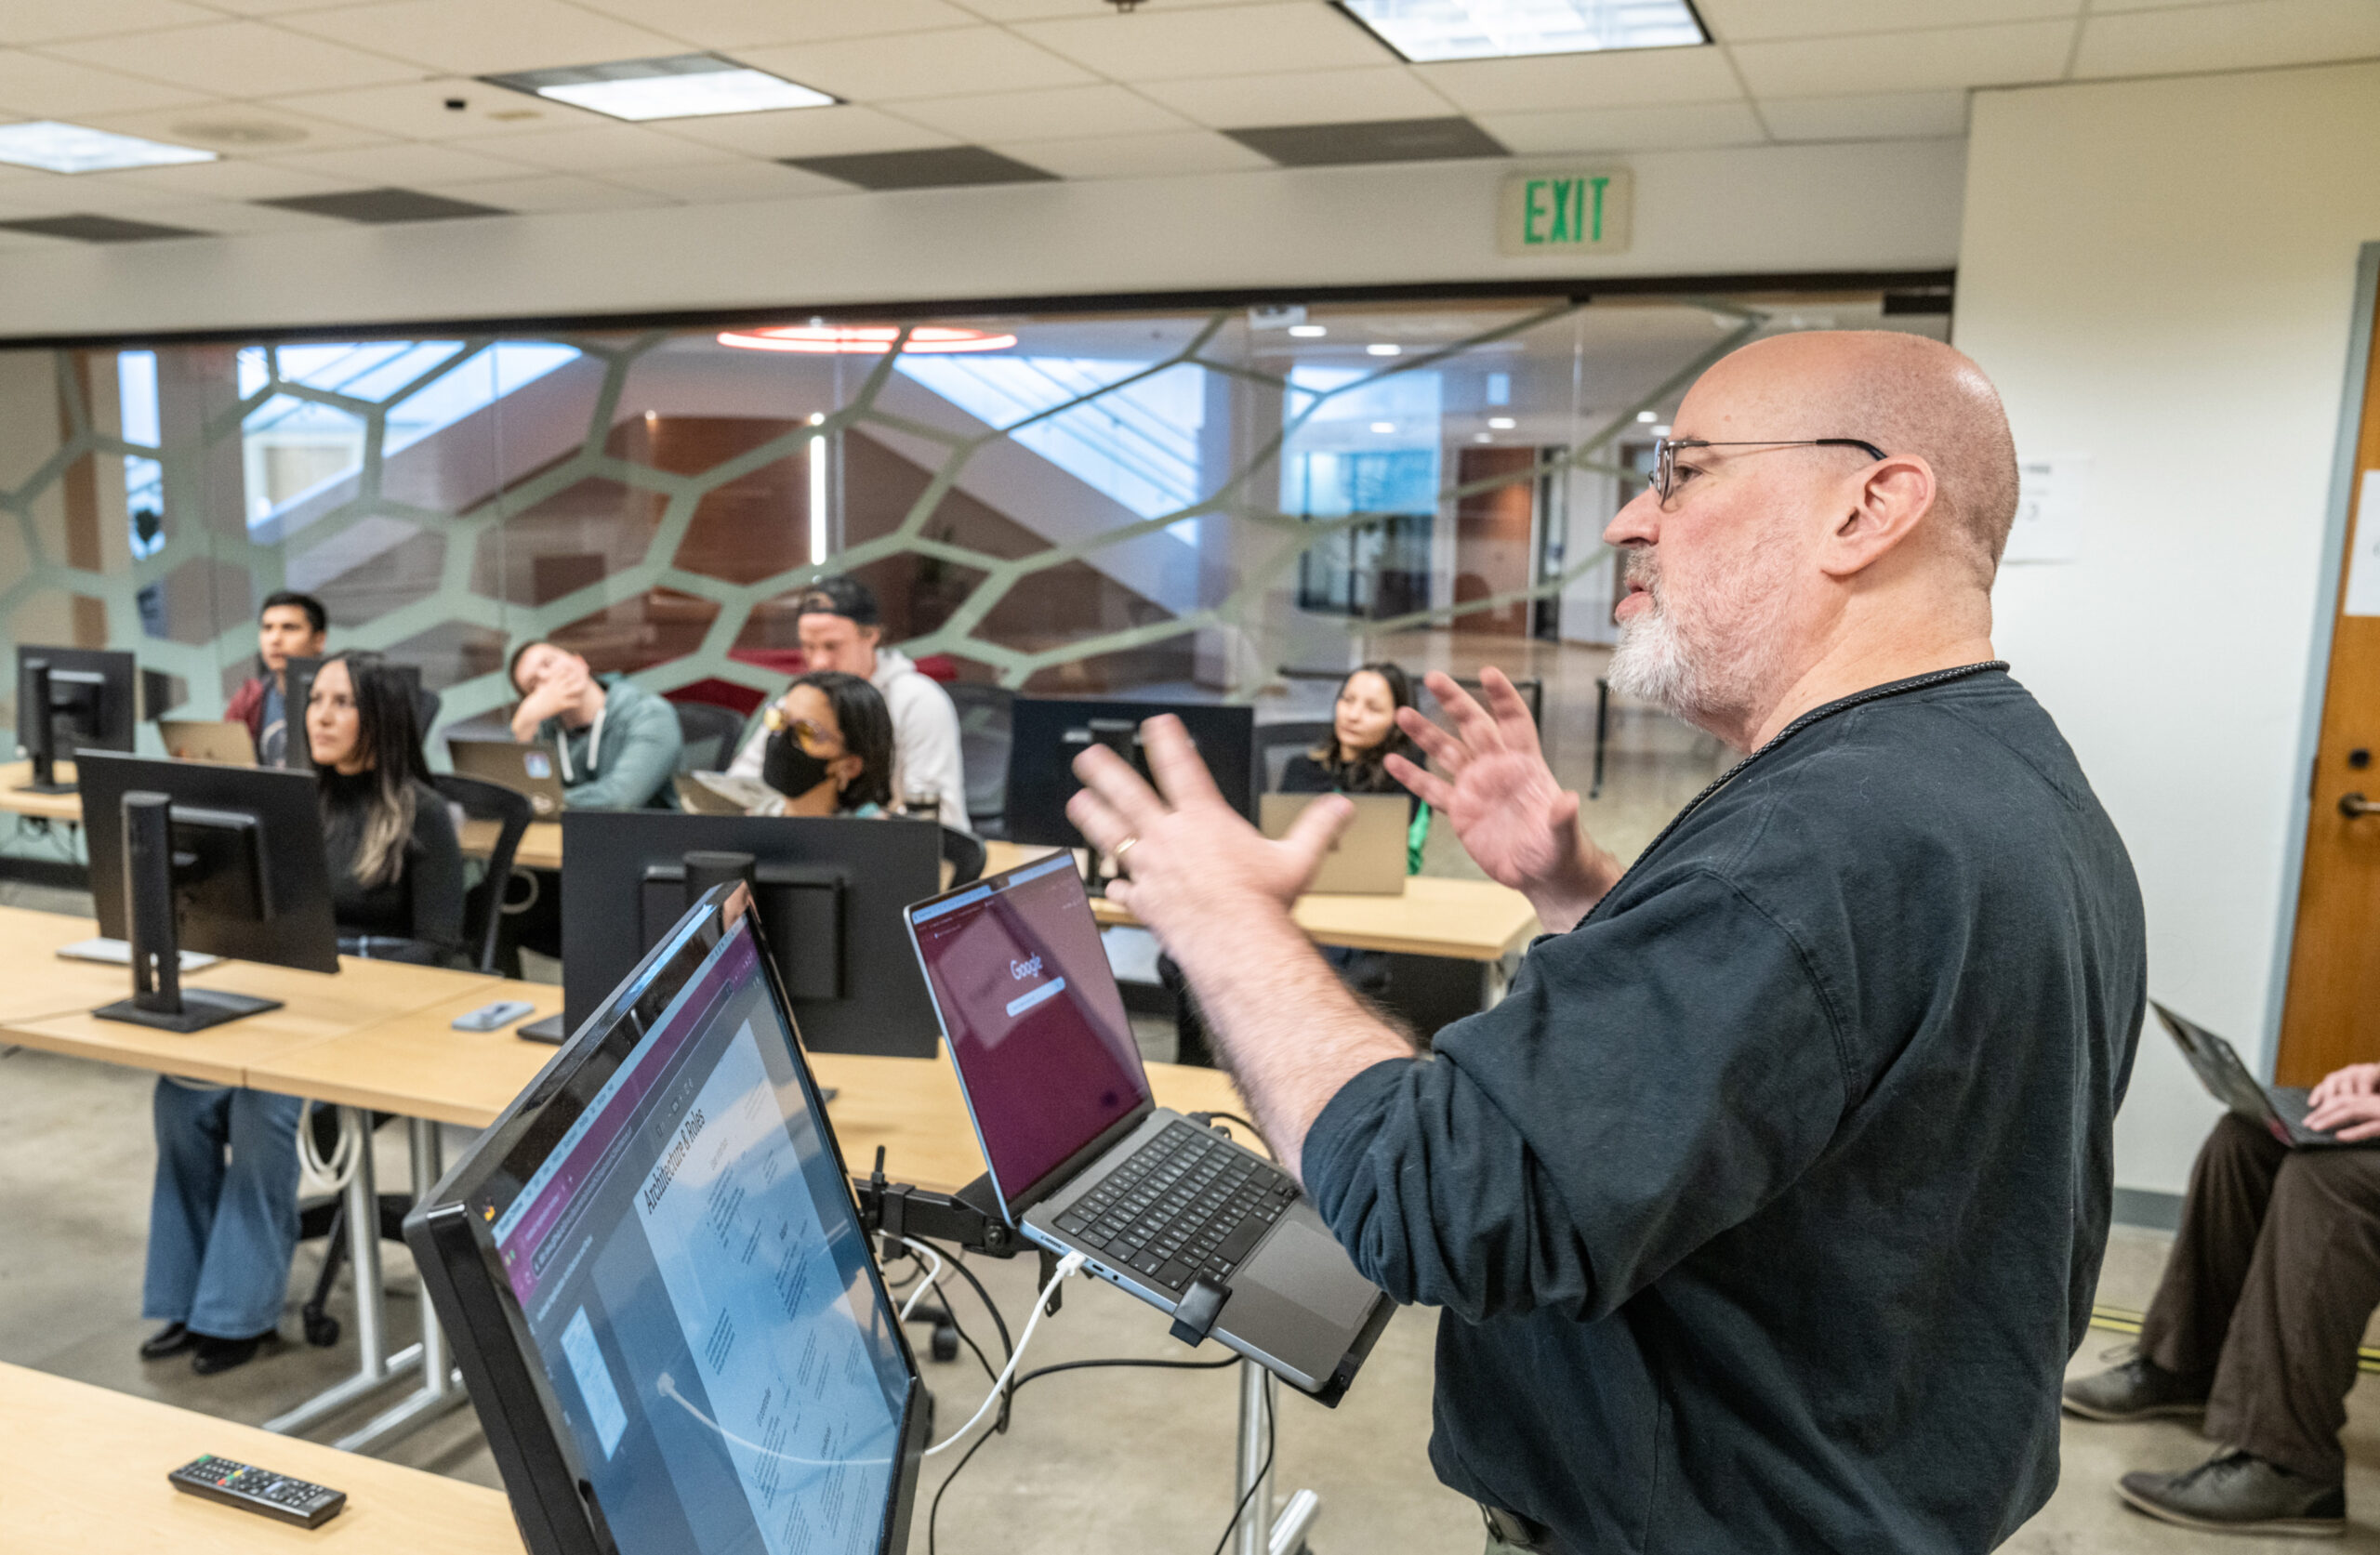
[[1281, 661, 1432, 872], [139, 652, 465, 1378], [755, 670, 897, 817]]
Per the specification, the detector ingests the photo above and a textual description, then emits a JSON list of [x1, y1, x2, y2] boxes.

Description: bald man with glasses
[[1066, 332, 2146, 1554]]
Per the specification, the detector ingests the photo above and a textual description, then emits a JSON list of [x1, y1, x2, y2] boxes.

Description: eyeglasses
[[1649, 437, 1888, 504], [761, 705, 836, 748]]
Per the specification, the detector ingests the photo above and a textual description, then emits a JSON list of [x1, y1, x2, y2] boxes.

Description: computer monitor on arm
[[1002, 696, 1255, 850], [14, 644, 137, 795]]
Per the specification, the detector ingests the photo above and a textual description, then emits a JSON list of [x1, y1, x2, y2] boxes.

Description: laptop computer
[[157, 718, 257, 767], [1260, 792, 1408, 895], [905, 852, 1393, 1403], [2155, 1001, 2352, 1148], [448, 736, 567, 818]]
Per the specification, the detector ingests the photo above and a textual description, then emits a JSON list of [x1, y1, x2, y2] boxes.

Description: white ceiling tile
[[739, 27, 1097, 100], [957, 0, 1252, 18], [83, 99, 391, 155], [1758, 88, 1969, 141], [986, 126, 1271, 178], [1480, 99, 1765, 154], [463, 122, 745, 172], [94, 156, 358, 200], [0, 49, 214, 114], [267, 79, 603, 141], [192, 0, 386, 17], [276, 0, 689, 75], [642, 102, 956, 156], [1139, 65, 1456, 128], [259, 140, 543, 187], [0, 171, 227, 213], [892, 84, 1191, 142], [568, 0, 978, 49], [1696, 0, 2078, 43], [596, 158, 850, 201], [1013, 4, 1387, 83], [416, 171, 668, 212], [1421, 46, 1744, 113], [116, 195, 361, 231], [2089, 0, 2268, 9], [45, 20, 420, 97], [2074, 0, 2380, 76], [0, 0, 222, 46], [1729, 19, 2077, 97]]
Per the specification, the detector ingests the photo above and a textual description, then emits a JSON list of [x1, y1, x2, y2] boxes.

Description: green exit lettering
[[1522, 175, 1611, 246]]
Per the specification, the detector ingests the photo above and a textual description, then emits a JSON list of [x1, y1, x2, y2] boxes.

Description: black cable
[[938, 1250, 1016, 1363], [1191, 1110, 1271, 1153], [1208, 1377, 1275, 1555], [924, 1405, 998, 1555], [932, 1285, 999, 1390]]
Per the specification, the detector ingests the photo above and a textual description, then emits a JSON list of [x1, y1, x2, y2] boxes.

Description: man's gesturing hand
[[1066, 715, 1353, 942], [1385, 667, 1618, 934]]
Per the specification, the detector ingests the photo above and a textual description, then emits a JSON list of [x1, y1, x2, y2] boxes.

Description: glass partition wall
[[0, 290, 1947, 858]]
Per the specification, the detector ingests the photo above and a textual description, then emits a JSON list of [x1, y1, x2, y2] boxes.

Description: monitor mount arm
[[93, 791, 281, 1033]]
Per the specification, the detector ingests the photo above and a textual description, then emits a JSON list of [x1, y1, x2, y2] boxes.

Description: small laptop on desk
[[447, 736, 566, 817], [1260, 792, 1408, 895], [906, 852, 1392, 1402], [157, 718, 256, 767], [2156, 1001, 2357, 1148]]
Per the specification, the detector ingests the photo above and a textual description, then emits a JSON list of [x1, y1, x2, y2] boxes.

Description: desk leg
[[1232, 1359, 1321, 1555], [265, 1106, 421, 1436], [336, 1117, 469, 1454]]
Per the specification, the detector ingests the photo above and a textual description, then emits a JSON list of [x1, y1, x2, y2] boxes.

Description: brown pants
[[2140, 1113, 2380, 1481]]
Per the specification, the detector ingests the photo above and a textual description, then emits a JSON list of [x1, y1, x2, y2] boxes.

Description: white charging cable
[[894, 1235, 947, 1323], [922, 1249, 1088, 1456], [296, 1101, 361, 1192]]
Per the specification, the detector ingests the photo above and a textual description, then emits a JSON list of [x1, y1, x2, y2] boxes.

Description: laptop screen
[[908, 854, 1150, 1206]]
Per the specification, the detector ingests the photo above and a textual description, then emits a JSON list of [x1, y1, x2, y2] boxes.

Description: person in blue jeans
[[140, 1084, 306, 1375]]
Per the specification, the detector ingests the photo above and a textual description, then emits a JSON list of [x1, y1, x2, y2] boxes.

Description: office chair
[[1253, 720, 1335, 792], [944, 681, 1013, 837], [431, 771, 533, 974], [671, 700, 750, 774], [941, 824, 987, 888]]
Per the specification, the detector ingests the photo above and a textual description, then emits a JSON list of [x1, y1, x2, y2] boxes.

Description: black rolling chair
[[672, 699, 750, 774], [432, 771, 533, 974], [941, 824, 987, 888], [945, 681, 1013, 837], [1253, 719, 1335, 792]]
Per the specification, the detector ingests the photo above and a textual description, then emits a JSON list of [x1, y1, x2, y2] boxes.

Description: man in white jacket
[[727, 575, 971, 831]]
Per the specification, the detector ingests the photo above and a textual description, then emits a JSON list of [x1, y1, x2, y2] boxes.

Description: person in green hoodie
[[505, 639, 681, 810]]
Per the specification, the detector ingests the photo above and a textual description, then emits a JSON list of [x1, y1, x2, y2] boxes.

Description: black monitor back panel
[[76, 751, 341, 973], [560, 810, 944, 1058], [15, 644, 138, 757], [1004, 696, 1255, 849]]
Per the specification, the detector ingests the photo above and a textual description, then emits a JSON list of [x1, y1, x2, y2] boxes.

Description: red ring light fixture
[[716, 324, 1017, 354]]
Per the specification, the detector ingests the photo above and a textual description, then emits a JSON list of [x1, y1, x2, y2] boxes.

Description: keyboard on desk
[[1051, 1121, 1298, 1297]]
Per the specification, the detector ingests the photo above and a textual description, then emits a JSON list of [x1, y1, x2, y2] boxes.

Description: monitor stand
[[15, 751, 74, 795], [92, 790, 281, 1033], [14, 663, 76, 794]]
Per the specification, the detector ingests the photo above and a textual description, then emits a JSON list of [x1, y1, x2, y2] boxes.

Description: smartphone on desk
[[452, 1000, 537, 1032]]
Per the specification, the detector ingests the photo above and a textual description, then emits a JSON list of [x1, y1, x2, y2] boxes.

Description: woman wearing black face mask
[[758, 671, 895, 816]]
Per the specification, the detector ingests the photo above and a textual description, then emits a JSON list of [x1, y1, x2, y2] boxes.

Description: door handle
[[2343, 792, 2380, 818]]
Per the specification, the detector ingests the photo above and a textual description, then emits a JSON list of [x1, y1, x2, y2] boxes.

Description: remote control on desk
[[169, 1455, 347, 1528]]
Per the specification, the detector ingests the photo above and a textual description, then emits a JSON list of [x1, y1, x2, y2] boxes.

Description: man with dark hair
[[1064, 332, 2146, 1553], [223, 589, 325, 766], [725, 574, 968, 829], [507, 639, 681, 810]]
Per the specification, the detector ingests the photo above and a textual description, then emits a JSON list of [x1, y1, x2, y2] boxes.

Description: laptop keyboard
[[1051, 1121, 1298, 1294]]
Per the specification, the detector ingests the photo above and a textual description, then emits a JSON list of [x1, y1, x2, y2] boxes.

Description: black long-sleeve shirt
[[320, 771, 465, 966], [1302, 665, 2146, 1554]]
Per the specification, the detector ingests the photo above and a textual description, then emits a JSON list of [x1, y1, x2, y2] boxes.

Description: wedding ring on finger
[[1112, 836, 1139, 868]]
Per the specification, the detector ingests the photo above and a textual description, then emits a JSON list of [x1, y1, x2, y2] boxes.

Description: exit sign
[[1499, 169, 1632, 257]]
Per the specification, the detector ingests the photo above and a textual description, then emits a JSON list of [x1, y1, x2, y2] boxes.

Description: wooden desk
[[457, 817, 562, 873], [0, 758, 83, 822], [248, 979, 565, 1128], [0, 906, 176, 1025], [980, 839, 1539, 962], [0, 1362, 522, 1555]]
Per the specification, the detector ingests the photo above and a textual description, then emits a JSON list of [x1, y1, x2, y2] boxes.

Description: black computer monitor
[[561, 811, 944, 1059], [406, 886, 927, 1555], [1004, 696, 1256, 849], [14, 644, 137, 794], [77, 751, 341, 1032]]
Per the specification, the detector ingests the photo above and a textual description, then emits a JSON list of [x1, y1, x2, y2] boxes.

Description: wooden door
[[1453, 447, 1536, 636], [2277, 296, 2380, 1084]]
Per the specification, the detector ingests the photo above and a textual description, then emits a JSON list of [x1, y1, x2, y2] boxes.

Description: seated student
[[222, 589, 327, 767], [139, 652, 467, 1377], [754, 671, 896, 817], [725, 575, 969, 830], [506, 639, 682, 810], [2063, 1072, 2380, 1536], [308, 652, 464, 965]]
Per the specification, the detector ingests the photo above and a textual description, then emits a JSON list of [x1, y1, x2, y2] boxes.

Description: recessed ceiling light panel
[[483, 54, 832, 122], [1337, 0, 1707, 63], [0, 121, 216, 174]]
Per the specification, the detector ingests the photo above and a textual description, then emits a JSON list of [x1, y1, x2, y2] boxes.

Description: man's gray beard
[[1606, 556, 1791, 743], [1606, 600, 1702, 722]]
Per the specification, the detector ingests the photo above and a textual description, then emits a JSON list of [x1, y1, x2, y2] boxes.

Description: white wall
[[1954, 60, 2380, 1194], [0, 138, 1964, 340]]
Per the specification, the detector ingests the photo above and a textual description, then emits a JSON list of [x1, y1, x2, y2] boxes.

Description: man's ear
[[1820, 455, 1937, 578]]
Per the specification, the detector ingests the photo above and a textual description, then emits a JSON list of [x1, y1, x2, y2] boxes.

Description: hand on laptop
[[2306, 1063, 2380, 1140], [1067, 715, 1354, 934], [1386, 668, 1620, 934]]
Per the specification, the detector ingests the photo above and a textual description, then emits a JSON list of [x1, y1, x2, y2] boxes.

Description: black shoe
[[2119, 1449, 2347, 1537], [2062, 1354, 2211, 1421], [189, 1331, 274, 1377], [139, 1321, 193, 1360]]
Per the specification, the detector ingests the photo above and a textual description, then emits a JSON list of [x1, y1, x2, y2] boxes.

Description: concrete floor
[[7, 637, 2372, 1551]]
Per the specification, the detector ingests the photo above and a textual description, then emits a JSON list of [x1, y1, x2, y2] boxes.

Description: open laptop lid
[[404, 886, 926, 1555], [2154, 1002, 2289, 1123], [906, 853, 1154, 1221]]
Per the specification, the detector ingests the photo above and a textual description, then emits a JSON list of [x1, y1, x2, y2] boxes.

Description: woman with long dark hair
[[1281, 662, 1431, 872], [756, 670, 897, 816], [306, 651, 464, 963]]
